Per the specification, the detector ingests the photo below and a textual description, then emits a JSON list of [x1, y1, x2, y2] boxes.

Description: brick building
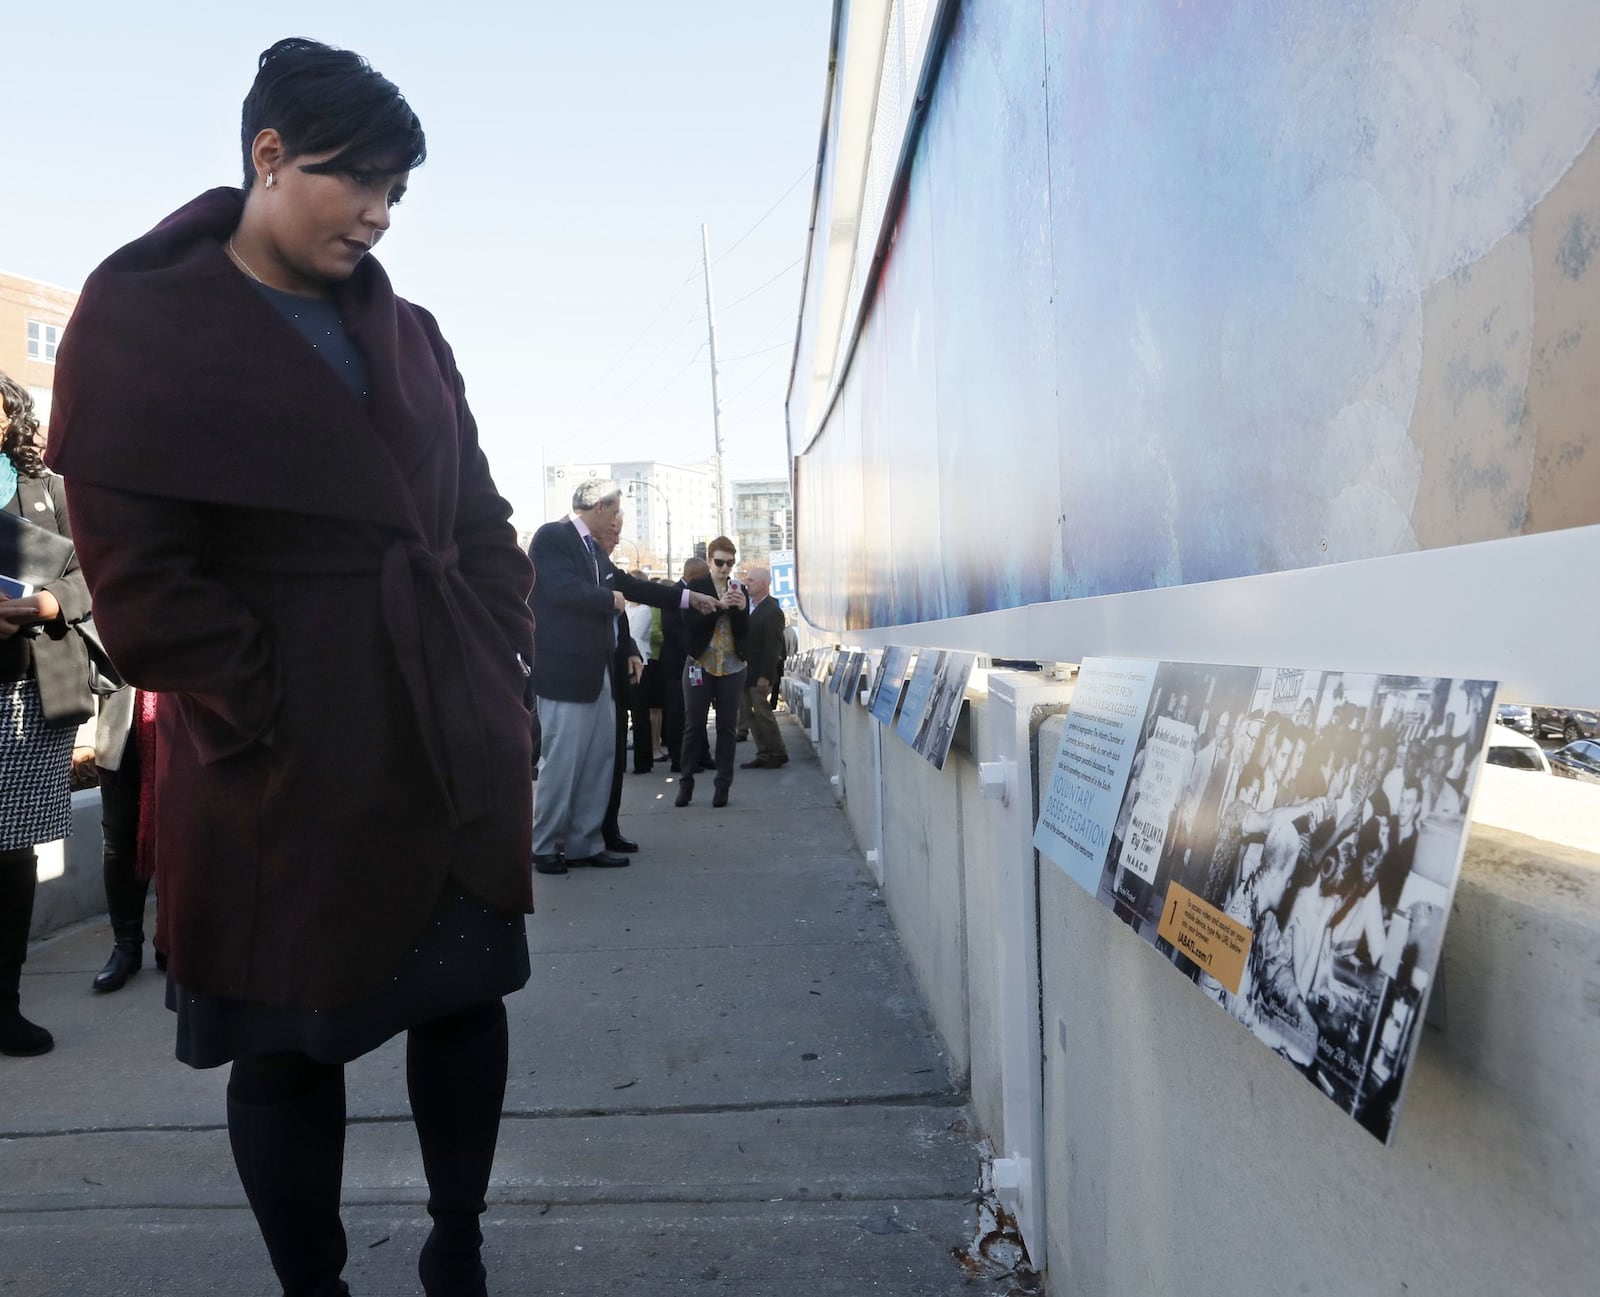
[[0, 269, 78, 433]]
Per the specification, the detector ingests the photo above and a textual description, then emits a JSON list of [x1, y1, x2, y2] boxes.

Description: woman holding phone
[[1, 372, 93, 1057], [48, 40, 534, 1297]]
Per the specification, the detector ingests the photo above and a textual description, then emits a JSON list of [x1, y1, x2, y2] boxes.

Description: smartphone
[[0, 575, 34, 600]]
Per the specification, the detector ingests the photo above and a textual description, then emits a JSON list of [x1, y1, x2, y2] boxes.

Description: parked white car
[[1485, 722, 1551, 775]]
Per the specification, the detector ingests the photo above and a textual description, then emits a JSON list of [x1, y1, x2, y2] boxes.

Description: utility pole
[[700, 223, 728, 536]]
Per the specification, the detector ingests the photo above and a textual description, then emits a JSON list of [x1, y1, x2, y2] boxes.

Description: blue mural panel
[[879, 153, 947, 625], [793, 0, 1600, 631], [923, 0, 1058, 618]]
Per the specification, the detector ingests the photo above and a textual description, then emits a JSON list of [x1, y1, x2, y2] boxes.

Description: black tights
[[0, 848, 39, 1010], [226, 1000, 508, 1297]]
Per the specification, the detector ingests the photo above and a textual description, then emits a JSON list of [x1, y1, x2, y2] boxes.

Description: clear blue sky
[[1, 1, 832, 525]]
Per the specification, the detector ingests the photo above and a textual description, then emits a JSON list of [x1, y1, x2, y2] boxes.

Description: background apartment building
[[541, 458, 720, 576], [731, 476, 793, 569]]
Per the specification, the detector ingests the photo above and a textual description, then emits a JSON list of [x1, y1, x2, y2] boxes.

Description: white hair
[[571, 478, 622, 511]]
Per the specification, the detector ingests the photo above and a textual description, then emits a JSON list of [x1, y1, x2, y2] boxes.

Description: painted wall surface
[[792, 0, 1600, 630]]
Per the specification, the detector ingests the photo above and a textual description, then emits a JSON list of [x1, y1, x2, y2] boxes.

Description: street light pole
[[622, 477, 672, 575]]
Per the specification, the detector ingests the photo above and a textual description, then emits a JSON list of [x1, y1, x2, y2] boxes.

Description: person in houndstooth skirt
[[1, 372, 95, 1057]]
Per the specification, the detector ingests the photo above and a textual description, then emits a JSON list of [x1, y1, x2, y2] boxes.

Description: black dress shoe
[[154, 948, 168, 972], [604, 835, 640, 853], [568, 851, 630, 868], [735, 730, 750, 742], [698, 757, 716, 770], [534, 853, 568, 875], [740, 757, 770, 769], [712, 788, 729, 808], [92, 942, 143, 993], [675, 777, 694, 807]]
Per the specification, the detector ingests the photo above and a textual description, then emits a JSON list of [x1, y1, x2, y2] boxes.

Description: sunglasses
[[712, 558, 735, 568]]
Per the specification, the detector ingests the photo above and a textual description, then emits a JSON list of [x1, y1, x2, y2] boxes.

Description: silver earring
[[265, 172, 276, 190]]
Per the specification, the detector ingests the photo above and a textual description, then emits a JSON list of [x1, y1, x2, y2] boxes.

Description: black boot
[[408, 1002, 509, 1297], [227, 1057, 351, 1297], [95, 756, 150, 994], [92, 939, 143, 993], [0, 850, 52, 1057], [674, 775, 694, 807]]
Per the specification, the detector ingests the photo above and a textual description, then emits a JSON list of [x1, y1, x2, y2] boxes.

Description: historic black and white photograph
[[868, 646, 915, 725], [839, 650, 867, 703], [827, 649, 854, 695], [1090, 662, 1495, 1143], [911, 652, 977, 771]]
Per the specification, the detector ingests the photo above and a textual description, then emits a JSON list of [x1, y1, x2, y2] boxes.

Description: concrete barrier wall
[[834, 694, 880, 871], [857, 702, 972, 1087], [955, 714, 1007, 1147], [811, 695, 1600, 1295]]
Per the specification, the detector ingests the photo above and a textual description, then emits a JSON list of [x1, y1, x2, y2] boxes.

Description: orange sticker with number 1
[[1156, 881, 1254, 995]]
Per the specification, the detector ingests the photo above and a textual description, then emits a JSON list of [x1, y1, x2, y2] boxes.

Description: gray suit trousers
[[532, 692, 615, 859]]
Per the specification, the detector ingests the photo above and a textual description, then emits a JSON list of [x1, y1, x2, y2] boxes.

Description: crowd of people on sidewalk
[[0, 36, 795, 1297], [530, 484, 792, 865]]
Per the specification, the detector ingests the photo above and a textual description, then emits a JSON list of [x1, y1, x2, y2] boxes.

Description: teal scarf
[[0, 453, 17, 509]]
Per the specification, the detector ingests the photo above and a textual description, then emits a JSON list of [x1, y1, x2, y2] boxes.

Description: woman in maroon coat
[[48, 39, 532, 1297]]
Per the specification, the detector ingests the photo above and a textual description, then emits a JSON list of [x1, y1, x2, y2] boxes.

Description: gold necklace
[[227, 237, 266, 285]]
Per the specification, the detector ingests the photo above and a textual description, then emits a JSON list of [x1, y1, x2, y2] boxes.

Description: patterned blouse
[[696, 580, 745, 677]]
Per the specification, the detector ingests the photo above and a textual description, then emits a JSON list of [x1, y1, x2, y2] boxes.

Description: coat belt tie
[[378, 538, 493, 827], [205, 538, 497, 826]]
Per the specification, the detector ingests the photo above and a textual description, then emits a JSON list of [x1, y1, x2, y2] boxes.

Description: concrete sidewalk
[[1, 716, 987, 1295]]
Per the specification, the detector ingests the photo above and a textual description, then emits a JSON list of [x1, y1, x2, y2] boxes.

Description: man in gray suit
[[527, 479, 714, 874]]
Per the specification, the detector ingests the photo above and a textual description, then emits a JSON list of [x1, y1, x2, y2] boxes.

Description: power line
[[713, 162, 816, 267], [618, 340, 709, 427], [615, 311, 701, 396], [721, 392, 786, 426], [574, 260, 702, 405], [721, 350, 789, 404], [719, 338, 792, 365], [720, 257, 803, 314], [577, 160, 808, 415], [582, 310, 701, 428]]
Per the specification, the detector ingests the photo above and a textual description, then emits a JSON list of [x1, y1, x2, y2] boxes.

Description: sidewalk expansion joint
[[490, 1091, 970, 1123], [530, 936, 888, 955], [2, 1188, 979, 1217], [2, 1091, 969, 1142]]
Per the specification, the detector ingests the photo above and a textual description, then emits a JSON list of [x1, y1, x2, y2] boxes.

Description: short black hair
[[241, 37, 426, 189]]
